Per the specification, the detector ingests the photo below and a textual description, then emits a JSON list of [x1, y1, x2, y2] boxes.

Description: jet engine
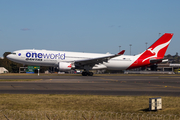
[[58, 62, 72, 71]]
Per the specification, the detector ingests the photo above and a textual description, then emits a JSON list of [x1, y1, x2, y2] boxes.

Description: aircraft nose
[[7, 54, 13, 60]]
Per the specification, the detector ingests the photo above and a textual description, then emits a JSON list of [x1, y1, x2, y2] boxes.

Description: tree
[[0, 52, 23, 73]]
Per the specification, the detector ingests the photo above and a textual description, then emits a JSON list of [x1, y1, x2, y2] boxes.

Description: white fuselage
[[7, 49, 140, 70], [7, 33, 173, 74]]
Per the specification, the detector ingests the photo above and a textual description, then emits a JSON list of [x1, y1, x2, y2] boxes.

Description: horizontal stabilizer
[[162, 59, 168, 63], [150, 58, 164, 63]]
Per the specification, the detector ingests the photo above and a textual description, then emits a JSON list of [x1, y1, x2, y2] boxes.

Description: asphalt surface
[[0, 75, 180, 96]]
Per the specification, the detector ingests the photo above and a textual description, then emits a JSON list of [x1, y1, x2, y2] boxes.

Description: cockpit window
[[12, 53, 16, 55]]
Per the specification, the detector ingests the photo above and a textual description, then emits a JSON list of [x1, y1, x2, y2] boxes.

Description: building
[[0, 67, 9, 74]]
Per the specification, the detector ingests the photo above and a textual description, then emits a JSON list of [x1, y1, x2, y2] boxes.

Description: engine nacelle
[[59, 62, 72, 71]]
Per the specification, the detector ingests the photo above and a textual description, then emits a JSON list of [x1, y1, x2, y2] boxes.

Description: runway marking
[[11, 85, 15, 88], [101, 78, 122, 82], [0, 86, 12, 88], [0, 79, 42, 82], [101, 78, 115, 81], [102, 77, 180, 90], [37, 85, 48, 89], [10, 85, 21, 88], [125, 80, 180, 90], [159, 77, 180, 79], [140, 82, 180, 89]]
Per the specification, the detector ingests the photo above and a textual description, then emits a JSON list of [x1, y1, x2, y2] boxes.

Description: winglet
[[118, 50, 125, 55]]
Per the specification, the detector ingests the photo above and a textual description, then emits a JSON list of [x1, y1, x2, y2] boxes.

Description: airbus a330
[[7, 33, 173, 76]]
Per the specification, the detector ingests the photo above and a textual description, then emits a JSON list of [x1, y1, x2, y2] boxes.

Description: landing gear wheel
[[88, 72, 93, 76], [82, 72, 93, 76], [82, 72, 87, 76]]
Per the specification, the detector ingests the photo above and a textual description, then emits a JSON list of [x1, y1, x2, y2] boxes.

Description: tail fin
[[127, 33, 173, 69], [146, 33, 173, 59], [142, 33, 173, 62]]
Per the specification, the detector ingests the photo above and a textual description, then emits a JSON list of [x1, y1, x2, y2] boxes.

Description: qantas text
[[26, 52, 65, 60]]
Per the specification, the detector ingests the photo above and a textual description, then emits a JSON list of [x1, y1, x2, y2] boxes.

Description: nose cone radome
[[7, 54, 14, 61], [6, 53, 22, 64]]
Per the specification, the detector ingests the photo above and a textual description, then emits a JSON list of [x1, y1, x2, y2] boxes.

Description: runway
[[0, 75, 180, 96]]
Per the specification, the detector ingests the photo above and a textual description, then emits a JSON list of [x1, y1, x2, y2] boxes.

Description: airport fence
[[0, 110, 180, 120]]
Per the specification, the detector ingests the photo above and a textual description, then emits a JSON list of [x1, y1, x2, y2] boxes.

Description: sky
[[0, 0, 180, 57]]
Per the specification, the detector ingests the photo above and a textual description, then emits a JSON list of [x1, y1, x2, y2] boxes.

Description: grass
[[0, 94, 180, 119], [0, 94, 180, 115]]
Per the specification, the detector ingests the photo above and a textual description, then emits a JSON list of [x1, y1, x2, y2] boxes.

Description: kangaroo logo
[[147, 48, 156, 55], [142, 40, 171, 62]]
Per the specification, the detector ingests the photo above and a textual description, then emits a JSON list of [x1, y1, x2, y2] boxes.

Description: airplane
[[7, 33, 173, 76]]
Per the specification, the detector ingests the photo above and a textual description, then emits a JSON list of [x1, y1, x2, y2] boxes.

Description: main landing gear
[[82, 71, 93, 76]]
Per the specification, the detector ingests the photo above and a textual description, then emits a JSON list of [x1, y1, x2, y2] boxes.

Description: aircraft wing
[[74, 50, 125, 66]]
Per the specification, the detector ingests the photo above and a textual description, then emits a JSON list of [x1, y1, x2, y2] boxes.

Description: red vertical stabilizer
[[127, 33, 173, 69]]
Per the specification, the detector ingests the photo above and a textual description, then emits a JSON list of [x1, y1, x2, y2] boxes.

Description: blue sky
[[0, 0, 179, 56]]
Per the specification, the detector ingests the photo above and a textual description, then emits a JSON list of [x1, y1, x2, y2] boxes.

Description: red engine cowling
[[59, 62, 72, 71]]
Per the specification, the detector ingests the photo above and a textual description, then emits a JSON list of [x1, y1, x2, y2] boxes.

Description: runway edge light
[[149, 97, 162, 111]]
